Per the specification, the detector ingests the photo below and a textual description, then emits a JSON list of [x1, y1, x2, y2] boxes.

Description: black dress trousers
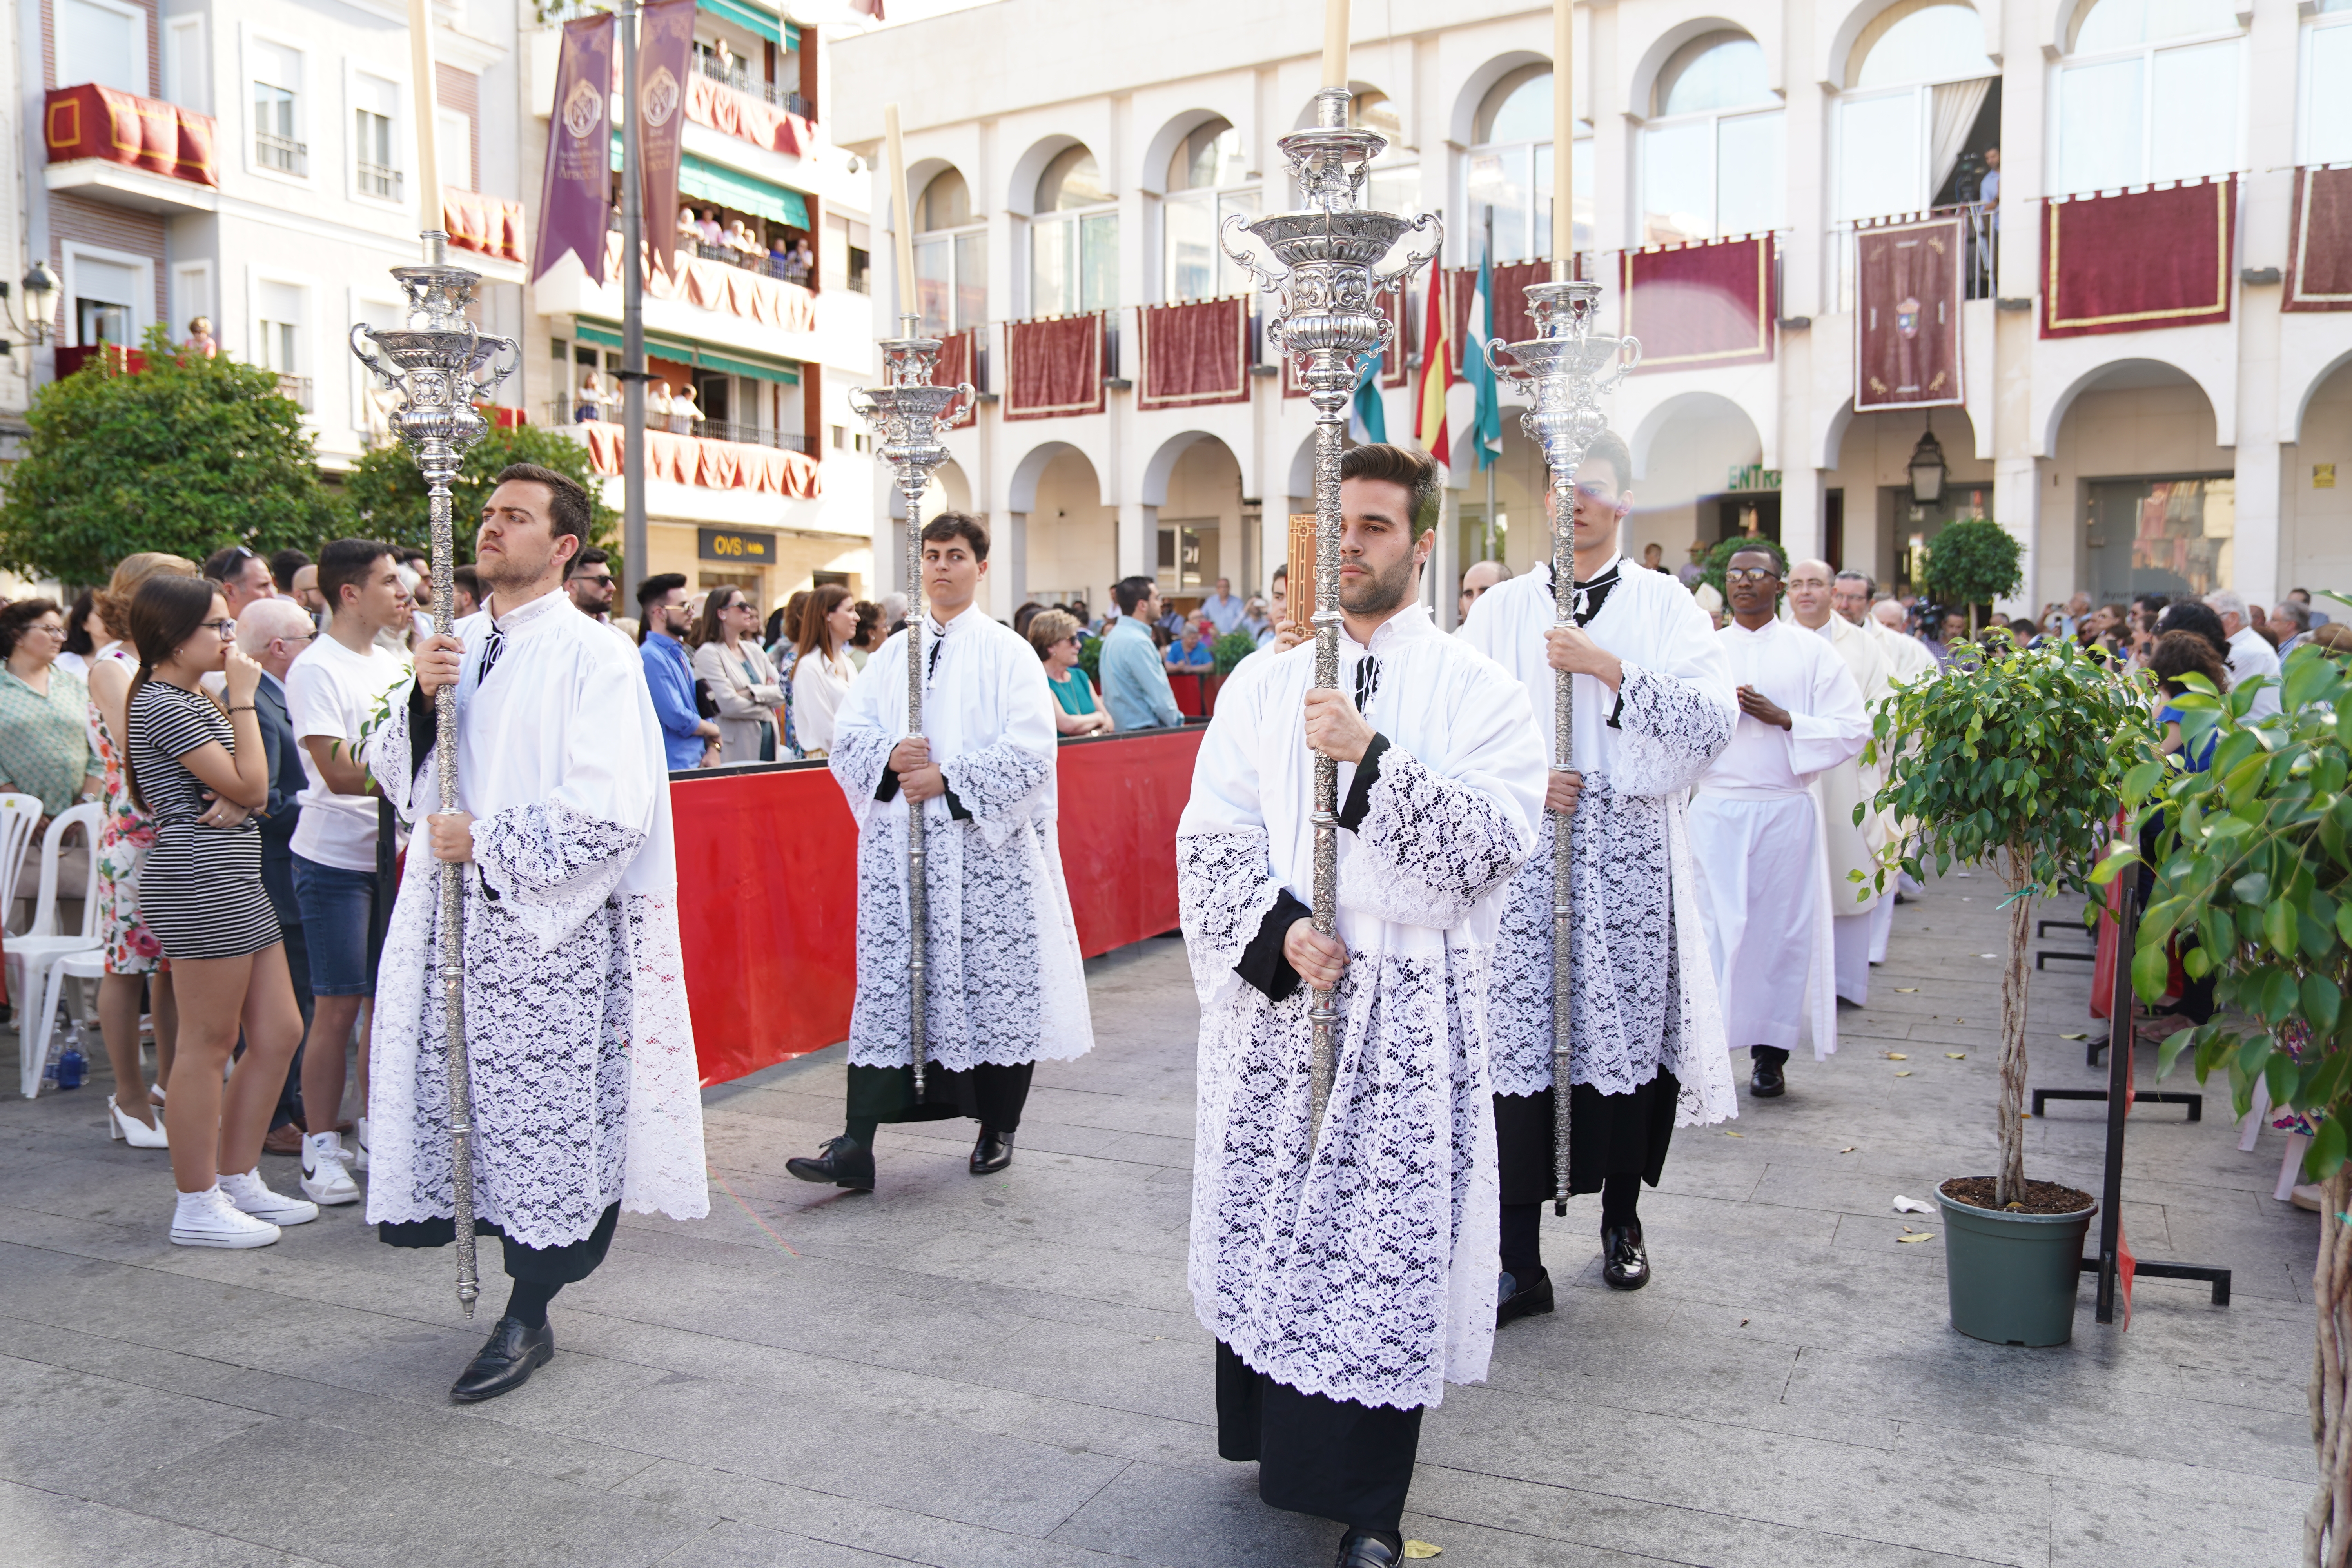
[[1215, 1341, 1424, 1534], [1494, 1069, 1680, 1206]]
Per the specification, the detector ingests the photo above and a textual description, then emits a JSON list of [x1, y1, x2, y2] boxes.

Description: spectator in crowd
[[185, 316, 219, 357], [1979, 146, 2001, 234], [2129, 593, 2171, 661], [122, 573, 312, 1247], [575, 370, 607, 425], [450, 564, 482, 619], [202, 545, 278, 619], [789, 584, 860, 758], [648, 378, 674, 430], [57, 590, 97, 678], [677, 204, 699, 242], [2292, 587, 2332, 629], [2150, 628, 2227, 773], [1459, 558, 1510, 621], [290, 564, 326, 621], [698, 209, 724, 247], [1239, 596, 1271, 642], [1012, 601, 1045, 641], [386, 563, 425, 654], [793, 238, 816, 285], [2272, 599, 2313, 655], [670, 382, 701, 436], [879, 591, 909, 636], [1101, 575, 1184, 730], [1028, 608, 1112, 736], [1641, 541, 1665, 572], [639, 573, 721, 769], [236, 598, 319, 1157], [270, 549, 312, 601], [848, 600, 881, 671], [1200, 576, 1246, 637], [1259, 564, 1289, 646], [288, 540, 414, 1207], [86, 553, 195, 1147], [0, 597, 97, 826], [2156, 598, 2232, 662], [2055, 591, 2091, 639], [2203, 590, 2283, 719], [692, 585, 785, 763], [1163, 619, 1216, 672], [1928, 609, 1969, 665], [564, 547, 631, 643]]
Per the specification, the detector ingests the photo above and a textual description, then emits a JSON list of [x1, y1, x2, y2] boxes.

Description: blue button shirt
[[1100, 617, 1183, 730], [640, 630, 706, 770]]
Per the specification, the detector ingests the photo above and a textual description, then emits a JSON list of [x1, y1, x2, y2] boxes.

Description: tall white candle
[[884, 103, 920, 327], [1553, 0, 1572, 279], [1323, 0, 1349, 91], [408, 0, 441, 236]]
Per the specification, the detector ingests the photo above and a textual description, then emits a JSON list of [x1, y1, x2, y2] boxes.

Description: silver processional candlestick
[[848, 316, 972, 1100], [351, 232, 521, 1316], [1484, 279, 1639, 1212], [1224, 87, 1438, 1151]]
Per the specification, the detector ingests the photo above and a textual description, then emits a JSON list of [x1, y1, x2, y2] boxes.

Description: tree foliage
[[342, 422, 618, 560], [0, 327, 344, 586], [1869, 632, 2159, 1202], [1211, 629, 1258, 676], [1918, 515, 2023, 625]]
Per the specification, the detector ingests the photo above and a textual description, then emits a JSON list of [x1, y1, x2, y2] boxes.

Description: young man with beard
[[1457, 430, 1739, 1308], [365, 463, 708, 1403], [1180, 443, 1545, 1568]]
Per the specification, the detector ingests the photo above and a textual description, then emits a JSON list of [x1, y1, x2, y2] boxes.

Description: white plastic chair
[[22, 947, 105, 1101], [0, 792, 42, 933], [3, 802, 103, 1028]]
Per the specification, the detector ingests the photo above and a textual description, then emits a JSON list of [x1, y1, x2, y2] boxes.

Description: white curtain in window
[[1929, 77, 1992, 198]]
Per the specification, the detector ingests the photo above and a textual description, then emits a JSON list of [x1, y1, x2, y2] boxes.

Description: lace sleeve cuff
[[1337, 744, 1530, 928], [940, 742, 1051, 845], [473, 801, 648, 951], [830, 726, 892, 823], [362, 675, 427, 824], [1233, 889, 1311, 1002], [1178, 828, 1289, 1008], [1606, 663, 1735, 799]]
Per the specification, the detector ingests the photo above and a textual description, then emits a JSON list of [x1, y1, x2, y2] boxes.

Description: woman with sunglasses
[[123, 575, 312, 1247], [689, 587, 785, 763]]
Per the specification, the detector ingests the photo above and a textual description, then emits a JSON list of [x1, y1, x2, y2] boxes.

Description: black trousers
[[378, 1201, 620, 1285], [846, 1060, 1035, 1133], [1216, 1341, 1422, 1534], [1494, 1070, 1679, 1205], [261, 846, 314, 1132]]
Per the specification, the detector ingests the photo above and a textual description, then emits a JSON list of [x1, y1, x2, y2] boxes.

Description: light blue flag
[[1463, 244, 1503, 470], [1349, 348, 1388, 445]]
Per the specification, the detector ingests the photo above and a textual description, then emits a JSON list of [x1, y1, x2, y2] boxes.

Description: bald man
[[1459, 558, 1511, 622], [1786, 560, 1892, 1008]]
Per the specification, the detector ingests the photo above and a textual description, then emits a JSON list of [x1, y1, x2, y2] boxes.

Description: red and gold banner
[[2287, 165, 2352, 313], [1446, 260, 1553, 365], [445, 187, 528, 266], [1004, 313, 1106, 421], [1855, 216, 1962, 411], [936, 327, 977, 429], [1138, 297, 1248, 410], [2042, 176, 2234, 338], [44, 84, 217, 187], [1623, 236, 1774, 373]]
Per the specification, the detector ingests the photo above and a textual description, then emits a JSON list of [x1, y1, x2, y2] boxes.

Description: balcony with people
[[685, 10, 819, 160]]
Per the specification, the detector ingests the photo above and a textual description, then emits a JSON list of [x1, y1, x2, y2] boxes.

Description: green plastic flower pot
[[1936, 1183, 2096, 1347]]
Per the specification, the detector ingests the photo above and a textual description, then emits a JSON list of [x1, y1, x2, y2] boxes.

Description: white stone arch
[[2037, 355, 2226, 461], [1819, 395, 1858, 472], [1625, 12, 1780, 122], [1141, 108, 1241, 198], [1006, 436, 1109, 514], [1006, 133, 1098, 220], [1820, 0, 2000, 91], [1448, 50, 1552, 148], [2292, 346, 2352, 446], [1140, 428, 1236, 508], [1629, 387, 1763, 485]]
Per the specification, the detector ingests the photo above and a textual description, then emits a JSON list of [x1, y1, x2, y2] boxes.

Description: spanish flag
[[1413, 272, 1453, 463]]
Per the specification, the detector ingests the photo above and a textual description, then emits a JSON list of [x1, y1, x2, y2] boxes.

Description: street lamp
[[1907, 414, 1948, 506], [0, 261, 61, 347]]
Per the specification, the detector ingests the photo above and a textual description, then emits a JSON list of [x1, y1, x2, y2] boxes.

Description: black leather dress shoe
[[1749, 1057, 1786, 1097], [1602, 1223, 1650, 1291], [786, 1135, 875, 1192], [1334, 1528, 1403, 1567], [450, 1314, 554, 1403], [969, 1128, 1014, 1174], [1496, 1267, 1554, 1328]]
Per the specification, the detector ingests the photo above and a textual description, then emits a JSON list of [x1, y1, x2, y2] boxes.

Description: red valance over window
[[579, 421, 821, 498], [1003, 313, 1106, 421], [2042, 177, 2234, 338], [1139, 297, 1248, 410], [45, 84, 217, 188], [684, 72, 811, 157], [1622, 235, 1775, 373], [2287, 166, 2352, 314]]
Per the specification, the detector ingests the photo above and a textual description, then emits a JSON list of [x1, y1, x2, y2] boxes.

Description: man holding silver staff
[[1179, 444, 1544, 1568], [364, 464, 710, 1403], [1457, 431, 1739, 1310], [786, 512, 1093, 1192]]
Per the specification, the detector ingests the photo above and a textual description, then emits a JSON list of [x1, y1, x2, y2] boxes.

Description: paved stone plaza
[[0, 875, 2320, 1566]]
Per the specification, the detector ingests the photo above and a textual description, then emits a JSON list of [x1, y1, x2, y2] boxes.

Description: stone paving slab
[[0, 880, 2318, 1565]]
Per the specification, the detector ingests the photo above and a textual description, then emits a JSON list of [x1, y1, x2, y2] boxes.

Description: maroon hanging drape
[[2287, 166, 2352, 313], [637, 0, 696, 276], [1003, 314, 1106, 421], [1855, 216, 1963, 411], [935, 328, 977, 428], [1622, 236, 1775, 372], [1139, 297, 1248, 410], [532, 13, 613, 282], [2042, 177, 2234, 338]]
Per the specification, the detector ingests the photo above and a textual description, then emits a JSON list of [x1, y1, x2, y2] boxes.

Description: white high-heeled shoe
[[108, 1095, 169, 1149]]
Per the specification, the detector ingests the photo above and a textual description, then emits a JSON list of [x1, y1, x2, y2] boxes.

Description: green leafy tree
[[343, 422, 618, 559], [1918, 515, 2023, 635], [1211, 629, 1257, 676], [0, 327, 343, 586], [1868, 632, 2158, 1205]]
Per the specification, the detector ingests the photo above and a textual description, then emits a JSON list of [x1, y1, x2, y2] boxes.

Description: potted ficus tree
[[1868, 630, 2158, 1345], [1917, 514, 2023, 637], [2114, 639, 2352, 1563]]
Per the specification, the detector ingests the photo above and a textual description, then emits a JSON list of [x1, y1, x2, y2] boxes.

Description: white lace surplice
[[829, 603, 1093, 1072], [1457, 560, 1740, 1120], [363, 591, 708, 1250], [1180, 604, 1545, 1412]]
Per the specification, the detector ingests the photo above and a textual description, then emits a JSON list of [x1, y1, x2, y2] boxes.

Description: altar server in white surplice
[[1179, 445, 1543, 1568], [1786, 559, 1894, 1007], [1689, 543, 1869, 1102], [367, 463, 708, 1407], [786, 512, 1093, 1194], [1457, 428, 1739, 1312]]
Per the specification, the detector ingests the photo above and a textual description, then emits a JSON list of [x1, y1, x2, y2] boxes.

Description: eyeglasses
[[25, 622, 65, 638], [573, 572, 615, 586], [205, 619, 238, 639], [1725, 568, 1779, 585]]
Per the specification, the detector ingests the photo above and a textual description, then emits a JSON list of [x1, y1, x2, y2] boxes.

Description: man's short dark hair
[[1338, 443, 1441, 537], [452, 563, 481, 603], [1580, 430, 1634, 495], [269, 548, 311, 592], [201, 544, 261, 583], [317, 538, 396, 612], [1835, 569, 1875, 594], [1726, 539, 1786, 574], [919, 510, 989, 561], [2156, 600, 2231, 663], [1114, 575, 1156, 615], [493, 461, 593, 546], [637, 571, 688, 609], [1270, 563, 1287, 586], [567, 546, 610, 578]]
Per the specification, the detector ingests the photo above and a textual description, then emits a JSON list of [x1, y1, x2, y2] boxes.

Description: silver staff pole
[[352, 239, 520, 1315], [848, 318, 970, 1098], [1484, 282, 1639, 1212], [1222, 88, 1437, 1150]]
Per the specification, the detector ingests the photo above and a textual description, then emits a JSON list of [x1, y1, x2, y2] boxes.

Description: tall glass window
[[1466, 68, 1589, 263], [1639, 32, 1781, 244], [2054, 0, 2240, 194], [1165, 120, 1259, 301], [252, 41, 305, 176], [1836, 5, 1998, 221], [912, 168, 986, 337], [1033, 145, 1117, 317], [2306, 3, 2352, 165]]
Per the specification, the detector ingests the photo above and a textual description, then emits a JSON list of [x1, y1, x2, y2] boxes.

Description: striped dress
[[127, 681, 279, 961]]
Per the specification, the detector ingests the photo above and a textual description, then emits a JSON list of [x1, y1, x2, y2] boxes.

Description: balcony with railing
[[42, 84, 220, 214], [256, 129, 307, 176], [1830, 200, 1996, 314], [696, 56, 811, 119], [358, 160, 402, 201], [543, 402, 823, 505], [686, 58, 815, 158], [276, 373, 313, 412]]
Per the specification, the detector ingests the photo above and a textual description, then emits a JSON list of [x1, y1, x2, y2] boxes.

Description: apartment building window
[[1033, 145, 1116, 317], [914, 169, 987, 336], [252, 41, 306, 176], [61, 0, 147, 96], [1165, 121, 1259, 301], [1639, 31, 1782, 245], [257, 281, 310, 411], [2301, 1, 2352, 165], [2055, 0, 2241, 195], [1837, 5, 2000, 221], [1468, 68, 1592, 264], [354, 73, 401, 201], [73, 256, 140, 348]]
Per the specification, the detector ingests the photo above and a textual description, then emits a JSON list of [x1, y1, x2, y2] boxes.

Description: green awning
[[572, 318, 801, 384], [698, 0, 793, 49], [607, 139, 811, 231]]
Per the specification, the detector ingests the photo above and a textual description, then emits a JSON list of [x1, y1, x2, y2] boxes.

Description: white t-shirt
[[287, 631, 412, 871]]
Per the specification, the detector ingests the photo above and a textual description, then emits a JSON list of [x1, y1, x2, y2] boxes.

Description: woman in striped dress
[[122, 574, 312, 1249]]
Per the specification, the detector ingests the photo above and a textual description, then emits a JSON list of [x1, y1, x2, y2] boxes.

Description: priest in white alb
[[1688, 543, 1869, 1100], [367, 463, 709, 1405], [787, 512, 1093, 1192], [1180, 444, 1544, 1568], [1846, 575, 1940, 955], [1458, 429, 1739, 1312], [1785, 558, 1893, 1007]]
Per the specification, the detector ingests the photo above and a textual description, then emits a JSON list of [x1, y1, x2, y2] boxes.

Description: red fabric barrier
[[1623, 236, 1775, 372], [44, 84, 218, 187], [1004, 313, 1106, 419], [2287, 165, 2352, 313], [579, 419, 820, 498], [1138, 297, 1249, 409], [1855, 216, 1963, 410], [2042, 177, 2234, 338], [444, 187, 528, 265], [672, 727, 1204, 1085]]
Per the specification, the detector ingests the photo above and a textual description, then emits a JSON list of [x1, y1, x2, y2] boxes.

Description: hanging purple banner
[[638, 0, 696, 276], [530, 11, 615, 283]]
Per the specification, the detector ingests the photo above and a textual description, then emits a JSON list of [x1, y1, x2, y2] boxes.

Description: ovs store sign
[[699, 528, 777, 564]]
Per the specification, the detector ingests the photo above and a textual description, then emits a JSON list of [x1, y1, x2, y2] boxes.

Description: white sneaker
[[221, 1168, 320, 1226], [171, 1188, 281, 1249], [352, 1116, 369, 1172], [300, 1134, 360, 1205]]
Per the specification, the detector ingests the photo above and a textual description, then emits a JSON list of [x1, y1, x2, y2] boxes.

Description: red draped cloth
[[936, 329, 978, 428], [2042, 178, 2234, 338], [1623, 236, 1775, 372], [443, 188, 529, 265], [1854, 216, 1964, 410], [1004, 314, 1106, 420], [602, 234, 817, 332], [579, 421, 820, 499], [684, 73, 811, 156], [2288, 166, 2352, 313], [1139, 298, 1248, 410], [44, 84, 217, 187]]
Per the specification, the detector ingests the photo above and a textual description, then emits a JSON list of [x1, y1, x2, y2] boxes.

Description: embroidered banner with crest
[[1855, 216, 1963, 411]]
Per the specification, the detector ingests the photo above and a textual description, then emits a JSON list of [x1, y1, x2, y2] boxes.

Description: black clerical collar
[[1548, 558, 1623, 627]]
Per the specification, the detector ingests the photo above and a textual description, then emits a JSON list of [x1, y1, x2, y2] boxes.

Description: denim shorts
[[293, 854, 383, 997]]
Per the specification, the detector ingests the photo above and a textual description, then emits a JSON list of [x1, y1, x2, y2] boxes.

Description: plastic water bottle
[[56, 1021, 86, 1090]]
